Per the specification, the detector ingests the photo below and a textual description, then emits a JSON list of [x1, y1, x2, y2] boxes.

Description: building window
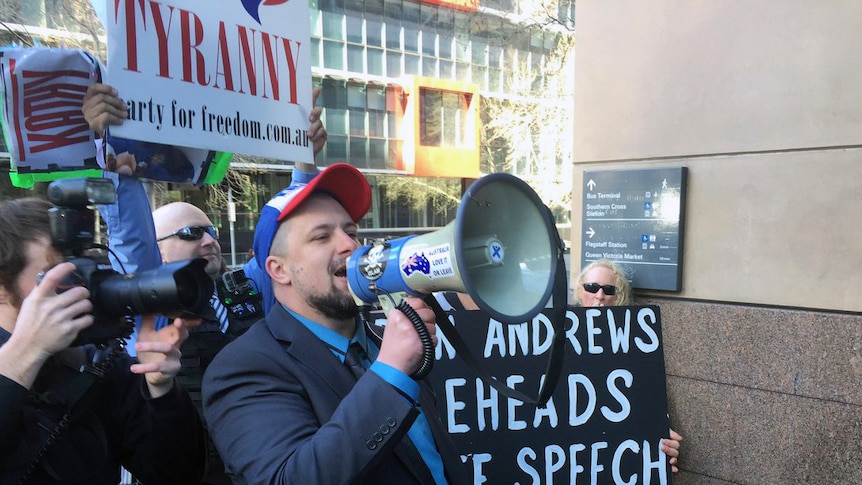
[[323, 40, 344, 69], [419, 88, 472, 148], [422, 56, 437, 77], [366, 0, 384, 16], [318, 0, 344, 13], [421, 29, 437, 57], [438, 32, 453, 59], [455, 61, 470, 81], [350, 138, 368, 167], [404, 26, 420, 53], [384, 0, 402, 20], [454, 36, 469, 63], [325, 108, 348, 136], [484, 0, 515, 11], [369, 139, 388, 169], [369, 111, 386, 137], [473, 65, 487, 90], [310, 8, 322, 36], [386, 50, 402, 76], [322, 11, 344, 40], [404, 53, 420, 75], [348, 84, 366, 108], [440, 60, 454, 79], [322, 78, 348, 109], [310, 37, 321, 67], [368, 85, 386, 110], [367, 47, 384, 75], [471, 36, 487, 66], [346, 15, 363, 43], [366, 18, 383, 47], [489, 44, 502, 69], [349, 111, 366, 136], [326, 134, 348, 161], [558, 0, 576, 28], [347, 44, 364, 73], [386, 22, 401, 49], [488, 67, 502, 92], [420, 2, 439, 28], [402, 0, 420, 23]]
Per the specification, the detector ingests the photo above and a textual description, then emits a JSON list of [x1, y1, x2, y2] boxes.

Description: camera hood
[[94, 258, 214, 319]]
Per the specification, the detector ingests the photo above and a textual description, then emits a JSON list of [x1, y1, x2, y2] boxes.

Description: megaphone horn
[[347, 172, 558, 324]]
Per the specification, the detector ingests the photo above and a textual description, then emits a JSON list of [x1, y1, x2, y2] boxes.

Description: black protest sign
[[424, 305, 672, 485]]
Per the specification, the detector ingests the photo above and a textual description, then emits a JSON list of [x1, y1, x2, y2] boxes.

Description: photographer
[[0, 198, 206, 484]]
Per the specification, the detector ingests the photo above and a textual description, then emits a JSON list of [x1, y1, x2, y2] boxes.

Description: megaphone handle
[[393, 299, 435, 380]]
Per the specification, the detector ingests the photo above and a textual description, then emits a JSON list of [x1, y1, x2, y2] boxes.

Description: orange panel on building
[[398, 76, 480, 179], [418, 0, 479, 12]]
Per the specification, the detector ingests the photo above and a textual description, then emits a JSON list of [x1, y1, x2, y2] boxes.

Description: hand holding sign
[[82, 83, 128, 137]]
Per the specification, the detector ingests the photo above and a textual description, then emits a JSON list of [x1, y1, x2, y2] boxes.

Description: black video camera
[[46, 178, 214, 346]]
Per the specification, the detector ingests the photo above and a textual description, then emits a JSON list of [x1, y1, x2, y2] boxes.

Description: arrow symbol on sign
[[587, 179, 596, 191], [586, 227, 595, 238]]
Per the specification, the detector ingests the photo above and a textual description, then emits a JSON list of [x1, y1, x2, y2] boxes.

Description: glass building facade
[[0, 0, 575, 260], [311, 0, 571, 171]]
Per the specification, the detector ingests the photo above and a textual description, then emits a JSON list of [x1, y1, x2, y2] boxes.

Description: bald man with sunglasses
[[153, 205, 223, 281], [98, 193, 264, 485]]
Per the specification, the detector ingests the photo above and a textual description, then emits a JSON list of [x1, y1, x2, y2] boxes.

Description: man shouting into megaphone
[[202, 163, 470, 485]]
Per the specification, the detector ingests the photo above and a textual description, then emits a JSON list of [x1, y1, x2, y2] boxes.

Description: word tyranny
[[115, 0, 301, 104]]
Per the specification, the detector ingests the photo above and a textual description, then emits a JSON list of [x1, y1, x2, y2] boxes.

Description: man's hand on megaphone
[[376, 297, 438, 377]]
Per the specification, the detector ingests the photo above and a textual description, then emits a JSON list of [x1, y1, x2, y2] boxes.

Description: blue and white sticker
[[426, 243, 456, 279]]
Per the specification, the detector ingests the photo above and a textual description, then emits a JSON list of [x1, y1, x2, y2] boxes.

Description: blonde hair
[[574, 259, 633, 306]]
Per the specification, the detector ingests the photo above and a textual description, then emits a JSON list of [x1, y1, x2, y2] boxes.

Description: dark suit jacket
[[202, 304, 470, 484]]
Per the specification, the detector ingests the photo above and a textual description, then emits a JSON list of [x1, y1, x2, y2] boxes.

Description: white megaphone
[[347, 172, 558, 324]]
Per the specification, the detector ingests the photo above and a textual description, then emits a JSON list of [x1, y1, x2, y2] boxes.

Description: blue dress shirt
[[286, 307, 448, 485]]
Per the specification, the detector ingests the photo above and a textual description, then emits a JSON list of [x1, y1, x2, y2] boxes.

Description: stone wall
[[571, 1, 862, 482]]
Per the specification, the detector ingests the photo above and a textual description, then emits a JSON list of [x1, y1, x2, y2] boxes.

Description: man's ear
[[0, 286, 15, 334], [266, 255, 291, 286]]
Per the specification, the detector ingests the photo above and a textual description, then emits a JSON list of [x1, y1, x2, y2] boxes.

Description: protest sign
[[369, 304, 673, 485], [0, 47, 101, 187], [106, 0, 314, 164], [0, 47, 232, 187]]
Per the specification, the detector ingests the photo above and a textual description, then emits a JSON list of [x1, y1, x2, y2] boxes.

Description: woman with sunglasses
[[574, 258, 684, 473], [574, 258, 633, 307]]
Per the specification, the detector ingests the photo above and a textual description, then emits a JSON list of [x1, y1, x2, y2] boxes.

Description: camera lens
[[95, 258, 213, 319]]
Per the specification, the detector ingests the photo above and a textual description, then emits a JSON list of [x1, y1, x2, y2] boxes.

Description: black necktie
[[344, 342, 367, 380]]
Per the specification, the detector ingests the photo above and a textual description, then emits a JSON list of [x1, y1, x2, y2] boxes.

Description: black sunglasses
[[157, 225, 218, 242], [582, 282, 617, 295]]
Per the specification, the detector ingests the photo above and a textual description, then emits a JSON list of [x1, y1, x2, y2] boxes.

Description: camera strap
[[16, 341, 121, 485]]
